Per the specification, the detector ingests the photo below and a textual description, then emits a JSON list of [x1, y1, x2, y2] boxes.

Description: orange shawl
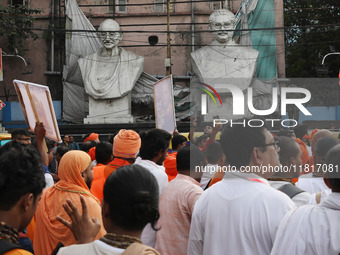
[[33, 151, 106, 255], [104, 158, 131, 181], [90, 163, 105, 202], [164, 151, 178, 181]]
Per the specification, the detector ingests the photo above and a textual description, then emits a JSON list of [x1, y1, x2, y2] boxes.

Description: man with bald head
[[78, 19, 144, 123], [297, 134, 338, 194], [311, 129, 333, 156], [268, 136, 312, 206]]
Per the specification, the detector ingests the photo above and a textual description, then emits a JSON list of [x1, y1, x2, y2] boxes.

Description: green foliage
[[0, 4, 42, 54], [284, 0, 340, 78]]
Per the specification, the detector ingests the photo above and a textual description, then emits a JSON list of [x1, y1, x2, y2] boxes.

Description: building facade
[[0, 0, 285, 116]]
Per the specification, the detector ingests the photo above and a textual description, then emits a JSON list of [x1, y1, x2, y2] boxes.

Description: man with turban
[[104, 129, 141, 180], [83, 133, 100, 161], [33, 151, 106, 255], [89, 130, 141, 203]]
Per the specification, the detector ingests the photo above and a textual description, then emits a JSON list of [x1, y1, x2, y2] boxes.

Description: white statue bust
[[191, 9, 258, 91], [78, 19, 144, 123], [191, 9, 260, 121]]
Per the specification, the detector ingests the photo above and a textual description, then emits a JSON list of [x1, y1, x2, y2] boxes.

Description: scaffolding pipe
[[191, 0, 195, 52], [51, 0, 55, 72], [166, 0, 172, 75]]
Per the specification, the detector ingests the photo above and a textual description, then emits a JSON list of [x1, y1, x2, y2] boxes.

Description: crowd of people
[[0, 121, 340, 255]]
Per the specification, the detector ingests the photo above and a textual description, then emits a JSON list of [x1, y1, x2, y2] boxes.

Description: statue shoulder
[[190, 46, 211, 59], [120, 47, 144, 59], [78, 50, 99, 64]]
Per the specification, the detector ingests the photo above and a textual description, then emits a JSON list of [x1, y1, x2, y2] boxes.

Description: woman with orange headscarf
[[33, 151, 106, 255]]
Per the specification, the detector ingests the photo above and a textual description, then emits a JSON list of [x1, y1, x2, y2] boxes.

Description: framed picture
[[154, 75, 176, 134], [13, 80, 62, 142]]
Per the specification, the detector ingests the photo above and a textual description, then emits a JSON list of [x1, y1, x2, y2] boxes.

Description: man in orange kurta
[[164, 134, 187, 181], [33, 151, 106, 255], [90, 142, 113, 201]]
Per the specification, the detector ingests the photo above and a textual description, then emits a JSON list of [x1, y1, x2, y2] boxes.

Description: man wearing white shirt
[[134, 128, 171, 247], [268, 136, 312, 206], [271, 144, 340, 255], [297, 135, 337, 194], [188, 124, 295, 255]]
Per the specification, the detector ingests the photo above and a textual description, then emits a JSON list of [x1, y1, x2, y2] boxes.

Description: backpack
[[278, 183, 305, 198]]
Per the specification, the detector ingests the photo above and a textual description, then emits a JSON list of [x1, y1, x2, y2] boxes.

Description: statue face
[[98, 21, 123, 50], [210, 14, 235, 44]]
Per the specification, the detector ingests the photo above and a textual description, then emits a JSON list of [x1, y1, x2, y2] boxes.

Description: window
[[210, 1, 222, 10], [154, 0, 175, 13], [154, 0, 164, 12], [117, 0, 127, 13], [108, 0, 127, 13], [11, 0, 29, 6]]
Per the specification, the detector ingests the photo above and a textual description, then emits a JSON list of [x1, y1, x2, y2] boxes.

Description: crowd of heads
[[2, 120, 340, 254]]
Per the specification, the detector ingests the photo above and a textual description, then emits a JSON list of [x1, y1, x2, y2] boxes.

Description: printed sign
[[154, 75, 176, 134], [13, 79, 62, 142]]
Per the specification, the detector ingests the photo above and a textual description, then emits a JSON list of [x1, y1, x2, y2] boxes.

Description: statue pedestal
[[84, 93, 134, 124]]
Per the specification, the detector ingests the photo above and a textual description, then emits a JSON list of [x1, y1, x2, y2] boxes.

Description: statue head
[[98, 19, 123, 50], [209, 9, 236, 44]]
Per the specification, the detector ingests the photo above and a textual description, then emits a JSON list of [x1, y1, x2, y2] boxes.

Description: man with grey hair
[[78, 19, 144, 123]]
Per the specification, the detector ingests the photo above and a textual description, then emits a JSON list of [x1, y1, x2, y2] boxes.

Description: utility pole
[[165, 0, 172, 75]]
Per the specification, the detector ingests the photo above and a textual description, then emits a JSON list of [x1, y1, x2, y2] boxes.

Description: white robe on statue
[[188, 172, 295, 255], [78, 47, 143, 100], [271, 192, 340, 255]]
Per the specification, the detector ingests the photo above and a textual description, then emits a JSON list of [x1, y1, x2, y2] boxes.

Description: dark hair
[[0, 141, 46, 210], [172, 134, 187, 151], [294, 124, 308, 139], [196, 134, 209, 146], [56, 145, 69, 158], [315, 136, 338, 157], [81, 140, 97, 153], [206, 142, 224, 164], [139, 129, 171, 160], [220, 125, 267, 169], [103, 165, 159, 231], [177, 145, 204, 172], [45, 138, 55, 153], [325, 144, 340, 189], [11, 129, 31, 140], [95, 142, 113, 164], [278, 136, 300, 166]]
